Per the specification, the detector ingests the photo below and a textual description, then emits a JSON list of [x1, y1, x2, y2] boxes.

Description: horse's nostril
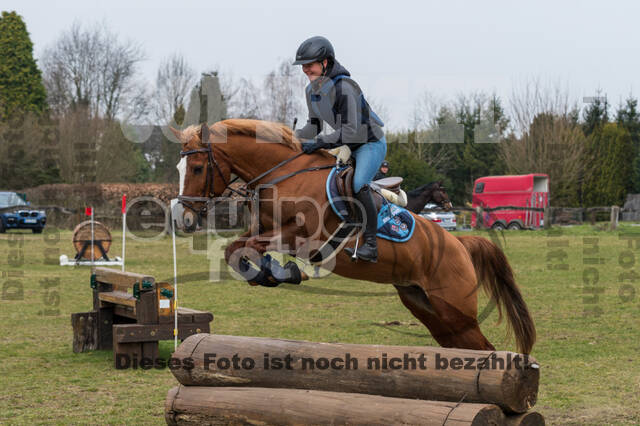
[[183, 211, 197, 232]]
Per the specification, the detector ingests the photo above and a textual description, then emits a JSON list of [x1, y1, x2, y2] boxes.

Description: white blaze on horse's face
[[177, 157, 187, 196]]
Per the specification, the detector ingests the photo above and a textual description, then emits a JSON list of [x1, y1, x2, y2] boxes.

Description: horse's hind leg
[[394, 284, 495, 351]]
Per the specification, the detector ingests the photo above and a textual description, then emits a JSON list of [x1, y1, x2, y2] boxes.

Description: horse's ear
[[201, 123, 210, 144], [169, 127, 182, 141]]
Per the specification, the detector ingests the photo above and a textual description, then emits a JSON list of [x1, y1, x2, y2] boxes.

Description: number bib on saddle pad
[[326, 167, 415, 242]]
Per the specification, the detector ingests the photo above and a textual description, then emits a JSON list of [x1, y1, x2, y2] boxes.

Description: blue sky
[[4, 0, 639, 128]]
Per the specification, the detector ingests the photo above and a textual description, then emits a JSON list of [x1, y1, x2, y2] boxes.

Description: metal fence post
[[543, 206, 551, 229], [475, 206, 484, 230]]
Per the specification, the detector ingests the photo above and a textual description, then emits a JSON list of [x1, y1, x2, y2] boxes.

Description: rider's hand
[[302, 142, 321, 154]]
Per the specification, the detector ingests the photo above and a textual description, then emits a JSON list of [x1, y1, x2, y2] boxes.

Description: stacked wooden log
[[165, 334, 544, 425]]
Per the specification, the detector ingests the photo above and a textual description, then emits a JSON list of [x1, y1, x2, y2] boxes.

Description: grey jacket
[[295, 60, 384, 151]]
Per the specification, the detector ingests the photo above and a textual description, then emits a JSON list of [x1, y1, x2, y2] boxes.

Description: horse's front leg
[[225, 224, 307, 287]]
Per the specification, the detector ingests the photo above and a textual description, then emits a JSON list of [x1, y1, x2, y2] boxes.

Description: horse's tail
[[457, 235, 536, 354]]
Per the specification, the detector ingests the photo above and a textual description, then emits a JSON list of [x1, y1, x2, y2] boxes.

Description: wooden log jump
[[505, 411, 546, 426], [165, 385, 508, 426], [170, 334, 540, 414], [71, 267, 213, 368]]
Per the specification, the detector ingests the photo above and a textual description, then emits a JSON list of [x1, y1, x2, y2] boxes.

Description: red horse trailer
[[471, 174, 549, 229]]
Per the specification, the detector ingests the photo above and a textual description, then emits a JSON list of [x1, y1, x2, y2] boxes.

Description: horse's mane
[[407, 181, 439, 197], [211, 119, 302, 151]]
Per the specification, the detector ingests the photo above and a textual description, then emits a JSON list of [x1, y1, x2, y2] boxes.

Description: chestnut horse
[[172, 119, 535, 354]]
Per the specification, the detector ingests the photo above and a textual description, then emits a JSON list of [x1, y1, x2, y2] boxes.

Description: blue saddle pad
[[326, 167, 415, 242]]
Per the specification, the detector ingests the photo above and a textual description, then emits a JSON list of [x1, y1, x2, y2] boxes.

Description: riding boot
[[344, 185, 378, 263]]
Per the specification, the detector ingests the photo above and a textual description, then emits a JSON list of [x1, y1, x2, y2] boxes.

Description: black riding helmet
[[292, 36, 335, 65]]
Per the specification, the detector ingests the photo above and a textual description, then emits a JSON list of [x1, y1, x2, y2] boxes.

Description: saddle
[[316, 164, 417, 265], [334, 166, 408, 214], [329, 145, 408, 210]]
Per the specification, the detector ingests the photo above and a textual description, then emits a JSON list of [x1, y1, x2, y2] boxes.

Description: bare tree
[[411, 91, 445, 130], [366, 96, 389, 130], [502, 80, 585, 205], [407, 92, 457, 171], [153, 53, 196, 124], [41, 21, 145, 121], [261, 59, 306, 126], [226, 77, 262, 119], [508, 78, 575, 134]]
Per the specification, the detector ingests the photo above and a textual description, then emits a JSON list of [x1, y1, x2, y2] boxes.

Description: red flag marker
[[121, 194, 127, 214], [85, 207, 93, 216]]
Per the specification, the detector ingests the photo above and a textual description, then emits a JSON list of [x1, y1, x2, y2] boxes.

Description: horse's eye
[[193, 166, 204, 175]]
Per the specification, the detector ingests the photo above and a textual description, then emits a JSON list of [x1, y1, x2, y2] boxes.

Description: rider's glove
[[302, 142, 322, 154]]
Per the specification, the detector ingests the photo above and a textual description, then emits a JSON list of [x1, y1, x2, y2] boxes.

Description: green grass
[[1, 224, 639, 424]]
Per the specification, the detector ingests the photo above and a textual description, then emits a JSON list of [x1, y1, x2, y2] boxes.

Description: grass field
[[1, 224, 639, 425]]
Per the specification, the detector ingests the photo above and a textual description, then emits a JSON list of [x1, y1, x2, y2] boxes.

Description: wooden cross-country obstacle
[[71, 268, 213, 368], [165, 334, 544, 425], [165, 334, 545, 425]]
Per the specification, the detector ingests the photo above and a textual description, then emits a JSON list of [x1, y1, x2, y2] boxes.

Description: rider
[[373, 161, 389, 181], [293, 36, 386, 263]]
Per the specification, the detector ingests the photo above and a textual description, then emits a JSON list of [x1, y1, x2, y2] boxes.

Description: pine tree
[[582, 123, 633, 206], [0, 11, 47, 119], [616, 97, 640, 192], [385, 137, 442, 191], [582, 94, 608, 137], [462, 96, 508, 188]]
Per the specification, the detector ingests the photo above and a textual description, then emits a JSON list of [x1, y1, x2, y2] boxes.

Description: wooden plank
[[136, 290, 159, 324], [71, 312, 98, 353], [113, 325, 160, 369], [158, 309, 213, 325], [96, 307, 114, 350], [142, 342, 159, 366], [165, 386, 506, 426], [93, 281, 112, 311], [93, 267, 155, 291], [113, 322, 212, 343], [99, 291, 136, 307], [112, 304, 136, 320], [171, 334, 540, 414], [176, 307, 214, 323], [114, 340, 142, 369]]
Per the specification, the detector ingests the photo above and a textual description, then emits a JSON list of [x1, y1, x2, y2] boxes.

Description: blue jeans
[[352, 137, 387, 192]]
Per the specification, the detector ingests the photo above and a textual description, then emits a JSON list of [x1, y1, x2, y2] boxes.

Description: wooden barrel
[[72, 221, 112, 260]]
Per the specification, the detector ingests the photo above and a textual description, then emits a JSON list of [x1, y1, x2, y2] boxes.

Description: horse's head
[[171, 123, 231, 232], [431, 181, 453, 211]]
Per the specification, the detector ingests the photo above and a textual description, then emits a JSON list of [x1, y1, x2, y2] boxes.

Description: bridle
[[178, 144, 333, 219], [434, 186, 453, 211], [178, 143, 234, 217], [425, 183, 452, 211]]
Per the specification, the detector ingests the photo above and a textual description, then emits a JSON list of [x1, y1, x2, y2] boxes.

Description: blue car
[[0, 192, 47, 234]]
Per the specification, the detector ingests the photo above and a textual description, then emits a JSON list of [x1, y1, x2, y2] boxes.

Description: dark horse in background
[[405, 182, 453, 214]]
